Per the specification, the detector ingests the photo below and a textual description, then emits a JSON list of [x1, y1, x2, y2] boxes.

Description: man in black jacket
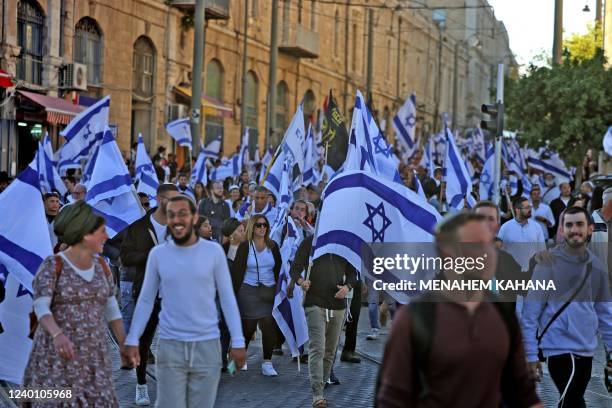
[[199, 180, 230, 242], [287, 235, 357, 408], [120, 183, 179, 406], [550, 181, 572, 237]]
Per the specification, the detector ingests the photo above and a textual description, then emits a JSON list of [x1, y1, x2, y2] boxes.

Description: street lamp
[[583, 3, 591, 12]]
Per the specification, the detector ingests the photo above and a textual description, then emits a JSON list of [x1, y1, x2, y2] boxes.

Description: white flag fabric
[[344, 91, 401, 183], [302, 124, 319, 187], [58, 96, 110, 173], [0, 159, 54, 383], [190, 142, 209, 189], [210, 154, 241, 181], [80, 132, 104, 188], [135, 134, 159, 206], [35, 138, 67, 197], [281, 104, 306, 173], [166, 118, 192, 148], [272, 216, 308, 357], [413, 171, 427, 201], [604, 126, 612, 156], [269, 158, 293, 244], [526, 148, 572, 183], [312, 170, 442, 276], [263, 149, 286, 200], [203, 136, 222, 159], [392, 93, 417, 158], [42, 133, 58, 166], [86, 128, 145, 237], [472, 128, 486, 165], [479, 145, 495, 200], [444, 126, 476, 210]]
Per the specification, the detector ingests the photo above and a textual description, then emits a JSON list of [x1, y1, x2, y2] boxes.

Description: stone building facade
[[0, 0, 515, 175]]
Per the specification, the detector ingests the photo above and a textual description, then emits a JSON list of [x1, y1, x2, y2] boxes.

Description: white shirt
[[531, 201, 555, 240], [150, 214, 168, 244], [542, 185, 560, 204], [125, 238, 245, 348], [498, 218, 546, 271]]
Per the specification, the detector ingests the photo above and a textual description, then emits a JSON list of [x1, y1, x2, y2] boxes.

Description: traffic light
[[480, 102, 504, 137]]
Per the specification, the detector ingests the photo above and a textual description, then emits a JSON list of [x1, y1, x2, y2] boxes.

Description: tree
[[563, 23, 603, 62], [505, 50, 612, 166]]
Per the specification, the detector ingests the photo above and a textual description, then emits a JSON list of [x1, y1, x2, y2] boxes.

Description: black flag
[[321, 90, 349, 171]]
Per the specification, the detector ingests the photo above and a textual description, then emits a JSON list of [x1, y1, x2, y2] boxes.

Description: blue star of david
[[360, 146, 375, 170], [373, 133, 392, 158], [481, 170, 491, 184], [83, 124, 93, 140], [404, 113, 416, 128], [363, 202, 392, 242], [17, 284, 33, 298]]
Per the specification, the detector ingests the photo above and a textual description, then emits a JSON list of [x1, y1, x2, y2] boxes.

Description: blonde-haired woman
[[230, 214, 281, 376]]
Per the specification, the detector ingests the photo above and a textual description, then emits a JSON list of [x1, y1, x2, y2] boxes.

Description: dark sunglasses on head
[[254, 222, 268, 228]]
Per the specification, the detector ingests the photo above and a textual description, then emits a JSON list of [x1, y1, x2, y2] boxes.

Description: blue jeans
[[120, 281, 135, 333]]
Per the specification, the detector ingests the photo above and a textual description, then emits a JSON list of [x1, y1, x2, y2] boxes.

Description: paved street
[[107, 306, 611, 408]]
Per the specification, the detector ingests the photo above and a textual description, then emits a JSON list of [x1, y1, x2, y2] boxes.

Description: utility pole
[[190, 0, 206, 152], [265, 0, 279, 149], [492, 63, 504, 206], [433, 24, 443, 132], [240, 0, 249, 135], [553, 0, 563, 64], [366, 8, 374, 101], [451, 41, 461, 133]]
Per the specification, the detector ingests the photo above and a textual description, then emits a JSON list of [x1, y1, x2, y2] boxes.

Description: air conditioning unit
[[61, 63, 88, 91], [167, 103, 189, 121]]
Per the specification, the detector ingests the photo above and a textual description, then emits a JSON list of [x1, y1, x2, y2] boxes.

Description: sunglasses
[[254, 222, 268, 228]]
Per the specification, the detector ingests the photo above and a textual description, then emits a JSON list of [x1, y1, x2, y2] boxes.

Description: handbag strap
[[537, 261, 592, 344], [250, 241, 260, 285], [49, 255, 64, 309]]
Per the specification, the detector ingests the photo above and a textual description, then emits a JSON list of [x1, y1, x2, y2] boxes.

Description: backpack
[[28, 255, 112, 340], [375, 294, 519, 406]]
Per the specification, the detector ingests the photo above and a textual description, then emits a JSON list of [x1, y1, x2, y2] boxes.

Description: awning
[[18, 90, 84, 125], [174, 86, 233, 118], [0, 70, 14, 88]]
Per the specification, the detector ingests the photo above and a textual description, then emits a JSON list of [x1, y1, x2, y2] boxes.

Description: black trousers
[[548, 353, 593, 408], [137, 300, 161, 385], [219, 313, 230, 366], [343, 281, 362, 353], [242, 316, 276, 360]]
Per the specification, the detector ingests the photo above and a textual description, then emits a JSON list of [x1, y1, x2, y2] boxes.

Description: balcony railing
[[169, 0, 229, 20], [279, 23, 320, 59]]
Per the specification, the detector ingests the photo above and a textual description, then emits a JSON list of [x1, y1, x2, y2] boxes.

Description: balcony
[[279, 23, 319, 59], [169, 0, 229, 20]]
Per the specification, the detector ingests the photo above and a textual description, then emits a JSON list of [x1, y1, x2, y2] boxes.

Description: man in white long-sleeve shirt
[[124, 195, 246, 408]]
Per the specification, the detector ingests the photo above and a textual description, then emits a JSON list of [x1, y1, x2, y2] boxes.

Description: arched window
[[75, 17, 103, 86], [204, 59, 225, 145], [273, 81, 289, 147], [245, 71, 259, 156], [205, 59, 224, 100], [132, 36, 156, 97], [303, 89, 315, 126], [333, 10, 340, 57], [17, 0, 45, 85]]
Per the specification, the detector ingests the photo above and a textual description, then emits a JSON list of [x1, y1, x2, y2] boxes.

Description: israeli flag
[[472, 128, 486, 164], [431, 132, 446, 166], [80, 131, 104, 187], [166, 118, 192, 148], [603, 126, 612, 156], [263, 149, 286, 200], [86, 128, 145, 237], [0, 159, 54, 383], [312, 170, 442, 278], [58, 96, 110, 173], [42, 133, 58, 165], [526, 148, 572, 183], [413, 171, 427, 200], [344, 91, 401, 183], [0, 159, 53, 291], [272, 218, 308, 357], [190, 142, 208, 188], [135, 134, 159, 206], [302, 124, 319, 187], [479, 145, 495, 200], [210, 155, 241, 181], [270, 158, 293, 244], [35, 138, 67, 197], [203, 136, 222, 159], [444, 126, 476, 210], [392, 93, 418, 158], [281, 104, 306, 172]]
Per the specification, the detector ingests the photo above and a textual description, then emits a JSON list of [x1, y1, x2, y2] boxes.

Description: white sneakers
[[135, 384, 150, 406], [261, 361, 278, 377], [241, 362, 248, 371], [366, 328, 379, 340]]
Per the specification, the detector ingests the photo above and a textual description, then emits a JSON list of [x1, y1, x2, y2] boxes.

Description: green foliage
[[563, 23, 603, 62], [505, 50, 612, 165]]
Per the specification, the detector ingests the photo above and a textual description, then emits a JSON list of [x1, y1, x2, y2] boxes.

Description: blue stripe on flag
[[526, 157, 572, 179], [87, 174, 133, 200], [266, 173, 281, 193], [323, 173, 438, 234], [139, 173, 159, 189], [446, 137, 468, 208], [17, 165, 41, 190], [92, 208, 129, 234], [0, 235, 44, 276], [277, 298, 296, 339], [392, 116, 414, 148]]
